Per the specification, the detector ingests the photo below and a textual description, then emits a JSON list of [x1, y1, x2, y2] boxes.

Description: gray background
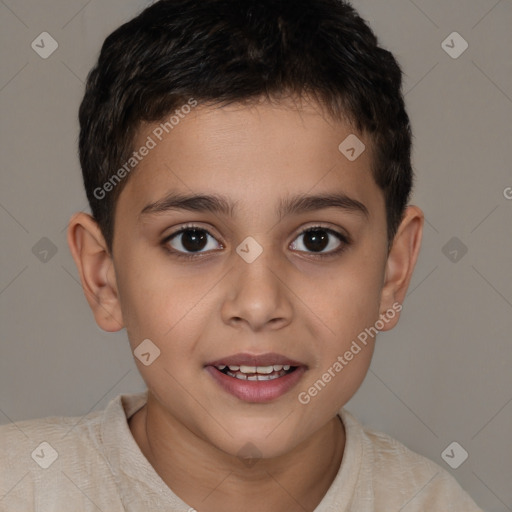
[[0, 0, 511, 510]]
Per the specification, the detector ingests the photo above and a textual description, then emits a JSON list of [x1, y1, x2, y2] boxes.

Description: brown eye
[[167, 228, 220, 254], [290, 228, 346, 255], [303, 229, 329, 252]]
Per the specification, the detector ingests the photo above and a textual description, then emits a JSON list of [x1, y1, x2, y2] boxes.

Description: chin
[[203, 418, 307, 461]]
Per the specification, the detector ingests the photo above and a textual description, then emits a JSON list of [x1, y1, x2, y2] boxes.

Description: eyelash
[[162, 223, 351, 260]]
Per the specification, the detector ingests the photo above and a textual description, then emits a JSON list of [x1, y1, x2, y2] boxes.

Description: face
[[110, 99, 391, 458]]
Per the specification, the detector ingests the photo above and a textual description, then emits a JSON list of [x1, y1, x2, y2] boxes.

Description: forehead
[[118, 99, 383, 220]]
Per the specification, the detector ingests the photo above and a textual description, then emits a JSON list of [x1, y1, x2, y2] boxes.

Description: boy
[[0, 0, 483, 510]]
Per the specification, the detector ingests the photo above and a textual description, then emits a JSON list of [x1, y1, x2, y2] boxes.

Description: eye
[[289, 227, 348, 256], [163, 224, 349, 260], [164, 226, 222, 256]]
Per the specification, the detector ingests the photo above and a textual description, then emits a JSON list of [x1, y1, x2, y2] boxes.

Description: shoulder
[[0, 408, 105, 468], [340, 409, 483, 511], [0, 401, 124, 511]]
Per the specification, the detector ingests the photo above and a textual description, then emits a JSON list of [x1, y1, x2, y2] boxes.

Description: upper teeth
[[216, 364, 291, 373]]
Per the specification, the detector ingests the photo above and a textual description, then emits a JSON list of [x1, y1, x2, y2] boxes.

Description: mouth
[[216, 363, 296, 381], [205, 353, 307, 403]]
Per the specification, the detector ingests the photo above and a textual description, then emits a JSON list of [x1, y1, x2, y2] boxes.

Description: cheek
[[298, 326, 375, 421], [295, 251, 384, 407], [116, 265, 210, 397], [115, 255, 219, 363], [309, 260, 383, 342]]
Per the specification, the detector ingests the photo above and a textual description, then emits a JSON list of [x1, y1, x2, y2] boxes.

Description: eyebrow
[[140, 191, 369, 220]]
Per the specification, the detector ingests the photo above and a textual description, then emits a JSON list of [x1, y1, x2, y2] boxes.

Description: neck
[[129, 392, 345, 512]]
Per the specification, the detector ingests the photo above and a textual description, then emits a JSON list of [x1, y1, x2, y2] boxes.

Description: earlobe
[[67, 213, 124, 332], [379, 205, 424, 331]]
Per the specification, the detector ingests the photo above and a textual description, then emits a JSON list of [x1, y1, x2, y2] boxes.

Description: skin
[[68, 97, 423, 511]]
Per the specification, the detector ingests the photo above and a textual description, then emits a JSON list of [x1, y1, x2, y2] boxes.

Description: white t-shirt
[[0, 392, 482, 511]]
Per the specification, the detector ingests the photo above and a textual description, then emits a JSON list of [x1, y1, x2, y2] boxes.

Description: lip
[[206, 352, 305, 368], [205, 352, 307, 403]]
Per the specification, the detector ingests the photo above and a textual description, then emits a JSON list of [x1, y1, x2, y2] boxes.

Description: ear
[[378, 205, 424, 331], [67, 212, 124, 332]]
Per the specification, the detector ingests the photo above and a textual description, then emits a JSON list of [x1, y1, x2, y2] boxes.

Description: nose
[[220, 245, 294, 332]]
